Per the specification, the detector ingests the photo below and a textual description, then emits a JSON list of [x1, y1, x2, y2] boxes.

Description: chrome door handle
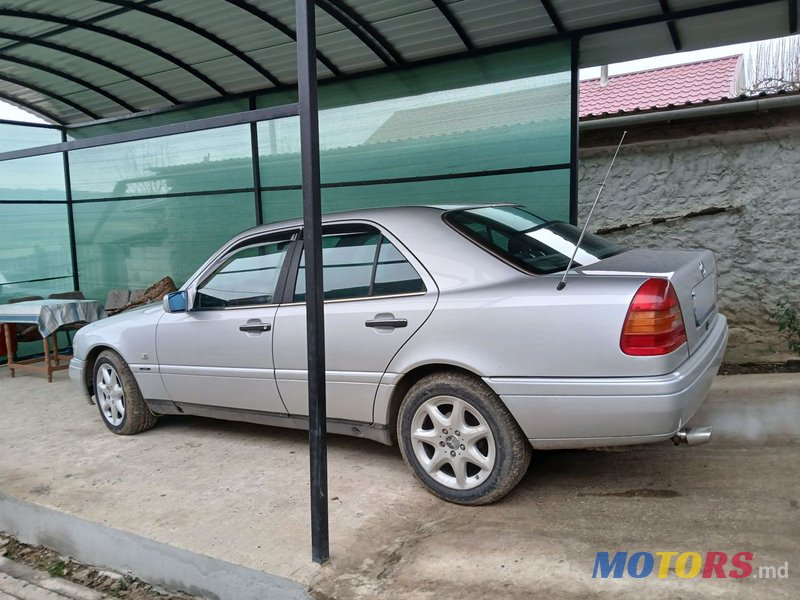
[[365, 318, 407, 328], [239, 323, 271, 332]]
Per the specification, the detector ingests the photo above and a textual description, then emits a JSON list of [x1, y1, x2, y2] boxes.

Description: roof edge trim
[[580, 92, 800, 130]]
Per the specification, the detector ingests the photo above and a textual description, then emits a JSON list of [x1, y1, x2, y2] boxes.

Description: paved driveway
[[0, 368, 797, 599]]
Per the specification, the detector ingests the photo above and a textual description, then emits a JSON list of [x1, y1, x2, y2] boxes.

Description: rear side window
[[444, 206, 624, 275], [373, 241, 424, 296], [295, 228, 426, 301]]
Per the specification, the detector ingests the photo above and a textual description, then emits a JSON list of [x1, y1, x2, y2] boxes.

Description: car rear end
[[432, 205, 727, 449], [483, 272, 727, 449]]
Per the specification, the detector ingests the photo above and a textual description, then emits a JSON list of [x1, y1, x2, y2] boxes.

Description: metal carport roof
[[0, 0, 797, 124]]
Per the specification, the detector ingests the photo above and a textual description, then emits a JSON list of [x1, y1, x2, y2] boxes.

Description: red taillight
[[620, 278, 687, 356]]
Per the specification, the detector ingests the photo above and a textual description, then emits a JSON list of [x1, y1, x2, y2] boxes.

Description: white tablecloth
[[0, 299, 104, 337]]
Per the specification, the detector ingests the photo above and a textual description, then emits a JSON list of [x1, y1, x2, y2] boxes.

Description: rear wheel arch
[[385, 364, 493, 443]]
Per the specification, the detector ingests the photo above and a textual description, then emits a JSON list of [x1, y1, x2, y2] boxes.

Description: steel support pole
[[249, 96, 264, 226], [61, 130, 79, 292], [569, 36, 580, 226], [296, 0, 329, 565]]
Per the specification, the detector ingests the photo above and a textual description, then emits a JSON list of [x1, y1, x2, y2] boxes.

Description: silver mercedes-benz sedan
[[70, 204, 727, 505]]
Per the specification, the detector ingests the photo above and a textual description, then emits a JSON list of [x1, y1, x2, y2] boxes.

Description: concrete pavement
[[0, 367, 798, 599]]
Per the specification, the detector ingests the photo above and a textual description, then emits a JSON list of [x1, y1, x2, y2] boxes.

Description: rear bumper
[[486, 313, 728, 449]]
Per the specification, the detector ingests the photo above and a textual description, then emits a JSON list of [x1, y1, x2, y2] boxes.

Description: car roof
[[184, 202, 530, 294], [240, 203, 518, 236]]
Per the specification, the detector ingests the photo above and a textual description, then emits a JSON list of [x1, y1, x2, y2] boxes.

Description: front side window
[[444, 206, 625, 275], [195, 237, 291, 308], [295, 228, 425, 301]]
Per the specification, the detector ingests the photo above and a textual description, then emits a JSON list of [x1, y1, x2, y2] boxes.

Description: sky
[[0, 99, 47, 123], [0, 41, 758, 124]]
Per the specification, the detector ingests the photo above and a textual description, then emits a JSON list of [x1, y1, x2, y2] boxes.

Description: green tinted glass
[[257, 117, 301, 189], [260, 189, 301, 224], [73, 193, 256, 300], [320, 169, 569, 220], [262, 169, 569, 223], [0, 123, 61, 152], [0, 155, 65, 201], [257, 94, 567, 188], [0, 203, 72, 303], [255, 41, 570, 222], [68, 125, 253, 200], [314, 75, 569, 182]]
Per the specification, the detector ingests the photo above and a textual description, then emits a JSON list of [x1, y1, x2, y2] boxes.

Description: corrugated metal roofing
[[0, 0, 796, 125], [580, 55, 743, 117]]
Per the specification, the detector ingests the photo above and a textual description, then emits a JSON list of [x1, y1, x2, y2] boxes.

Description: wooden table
[[0, 299, 103, 382]]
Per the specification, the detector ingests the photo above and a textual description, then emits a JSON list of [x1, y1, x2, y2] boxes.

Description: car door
[[156, 231, 295, 415], [272, 223, 438, 423]]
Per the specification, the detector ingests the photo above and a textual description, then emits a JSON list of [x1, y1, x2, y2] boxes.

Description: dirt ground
[[718, 360, 800, 375], [1, 369, 798, 599]]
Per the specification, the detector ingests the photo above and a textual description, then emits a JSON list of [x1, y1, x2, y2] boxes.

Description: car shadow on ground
[[153, 414, 684, 504], [153, 413, 402, 457], [503, 441, 720, 508]]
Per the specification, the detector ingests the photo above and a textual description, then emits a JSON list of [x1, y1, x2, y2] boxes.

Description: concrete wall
[[578, 108, 800, 363]]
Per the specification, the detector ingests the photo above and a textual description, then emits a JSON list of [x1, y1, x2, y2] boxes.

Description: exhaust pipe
[[672, 426, 712, 446]]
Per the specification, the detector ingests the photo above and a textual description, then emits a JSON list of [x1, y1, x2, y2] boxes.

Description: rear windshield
[[443, 206, 625, 275]]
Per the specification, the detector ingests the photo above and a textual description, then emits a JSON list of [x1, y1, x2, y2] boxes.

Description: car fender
[[73, 305, 166, 399]]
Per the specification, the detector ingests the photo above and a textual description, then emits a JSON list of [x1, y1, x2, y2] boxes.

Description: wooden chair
[[49, 291, 85, 300]]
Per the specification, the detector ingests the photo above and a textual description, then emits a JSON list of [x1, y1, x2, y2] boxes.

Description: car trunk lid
[[577, 248, 718, 355]]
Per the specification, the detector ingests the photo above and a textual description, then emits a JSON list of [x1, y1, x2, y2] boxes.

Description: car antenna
[[556, 130, 627, 291]]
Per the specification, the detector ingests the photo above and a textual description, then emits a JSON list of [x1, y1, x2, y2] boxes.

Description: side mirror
[[163, 290, 188, 313]]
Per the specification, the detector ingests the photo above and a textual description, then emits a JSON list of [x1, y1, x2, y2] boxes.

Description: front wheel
[[397, 372, 531, 505], [93, 350, 157, 435]]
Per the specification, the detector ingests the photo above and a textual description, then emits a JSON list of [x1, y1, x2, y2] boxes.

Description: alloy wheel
[[409, 395, 496, 490], [96, 363, 125, 426]]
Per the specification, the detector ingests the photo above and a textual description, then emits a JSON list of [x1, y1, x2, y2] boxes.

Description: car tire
[[93, 350, 157, 435], [397, 371, 531, 505]]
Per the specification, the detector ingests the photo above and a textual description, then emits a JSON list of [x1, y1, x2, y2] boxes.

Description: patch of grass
[[770, 299, 800, 355], [47, 559, 67, 578]]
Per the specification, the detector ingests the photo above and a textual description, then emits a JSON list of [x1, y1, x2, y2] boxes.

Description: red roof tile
[[580, 55, 742, 118]]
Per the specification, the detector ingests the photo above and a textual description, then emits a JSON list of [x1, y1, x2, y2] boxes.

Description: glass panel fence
[[69, 125, 254, 200], [0, 203, 72, 304], [261, 169, 570, 224], [74, 193, 256, 300]]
